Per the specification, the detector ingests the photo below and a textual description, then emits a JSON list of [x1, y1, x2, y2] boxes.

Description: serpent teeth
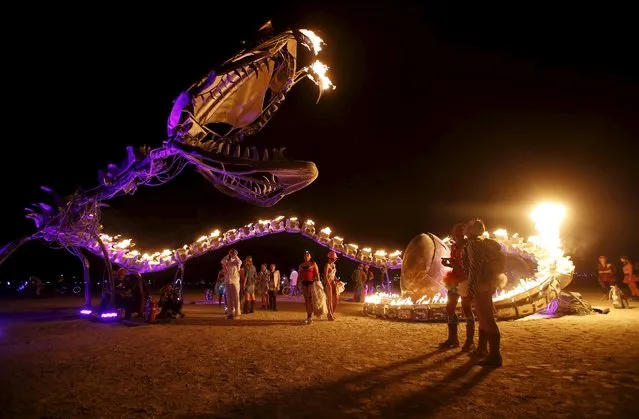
[[262, 149, 269, 160], [243, 147, 250, 159], [250, 146, 259, 160], [223, 143, 231, 155], [233, 144, 241, 157]]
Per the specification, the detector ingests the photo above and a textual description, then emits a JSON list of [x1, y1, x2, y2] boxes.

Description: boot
[[461, 318, 476, 352], [469, 329, 488, 358], [250, 300, 255, 313], [438, 316, 459, 349], [243, 301, 249, 314], [477, 332, 503, 367]]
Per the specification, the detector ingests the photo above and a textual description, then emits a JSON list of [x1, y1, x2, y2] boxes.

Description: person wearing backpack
[[463, 219, 504, 367]]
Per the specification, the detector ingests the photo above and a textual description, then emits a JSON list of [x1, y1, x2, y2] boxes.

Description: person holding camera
[[440, 223, 475, 351], [222, 249, 242, 319]]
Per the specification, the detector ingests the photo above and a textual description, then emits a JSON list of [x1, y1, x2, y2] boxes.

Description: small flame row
[[90, 216, 402, 273]]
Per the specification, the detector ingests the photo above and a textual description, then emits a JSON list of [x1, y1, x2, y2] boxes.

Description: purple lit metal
[[80, 309, 92, 315], [0, 25, 332, 308], [100, 312, 118, 319], [545, 298, 559, 315]]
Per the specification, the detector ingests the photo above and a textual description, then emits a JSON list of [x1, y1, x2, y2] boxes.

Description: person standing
[[289, 268, 299, 296], [597, 256, 616, 299], [324, 251, 339, 320], [268, 263, 280, 310], [243, 256, 257, 313], [621, 256, 639, 299], [351, 265, 365, 302], [299, 251, 320, 324], [363, 265, 375, 299], [463, 219, 503, 367], [215, 268, 225, 305], [257, 264, 270, 309], [222, 249, 242, 319], [440, 223, 475, 351]]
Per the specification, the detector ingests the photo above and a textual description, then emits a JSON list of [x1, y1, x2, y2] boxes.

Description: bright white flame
[[299, 29, 324, 53], [310, 61, 335, 91], [320, 227, 332, 235], [530, 202, 566, 250], [493, 229, 508, 240]]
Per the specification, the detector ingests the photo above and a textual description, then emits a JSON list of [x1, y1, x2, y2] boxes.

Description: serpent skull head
[[166, 24, 334, 207]]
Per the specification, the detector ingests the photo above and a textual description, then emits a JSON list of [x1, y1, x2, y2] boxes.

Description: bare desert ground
[[0, 288, 638, 419]]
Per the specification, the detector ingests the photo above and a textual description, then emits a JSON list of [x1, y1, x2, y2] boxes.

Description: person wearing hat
[[324, 251, 339, 320], [298, 250, 320, 324]]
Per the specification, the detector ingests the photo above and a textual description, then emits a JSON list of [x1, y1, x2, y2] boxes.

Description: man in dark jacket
[[463, 219, 503, 367]]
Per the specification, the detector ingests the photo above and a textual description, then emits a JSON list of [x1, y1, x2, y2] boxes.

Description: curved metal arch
[[83, 216, 405, 274]]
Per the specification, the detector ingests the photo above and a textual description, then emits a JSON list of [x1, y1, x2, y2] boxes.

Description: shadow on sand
[[185, 348, 496, 418]]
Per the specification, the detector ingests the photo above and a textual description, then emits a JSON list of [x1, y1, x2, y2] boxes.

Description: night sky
[[1, 3, 637, 282]]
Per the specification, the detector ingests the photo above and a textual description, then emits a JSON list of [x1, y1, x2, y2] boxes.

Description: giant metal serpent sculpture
[[0, 23, 574, 320]]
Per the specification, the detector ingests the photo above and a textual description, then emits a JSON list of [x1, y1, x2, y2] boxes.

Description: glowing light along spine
[[88, 216, 403, 273]]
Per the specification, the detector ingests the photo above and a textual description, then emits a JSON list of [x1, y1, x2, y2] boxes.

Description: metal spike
[[243, 147, 251, 159], [250, 146, 259, 160], [271, 148, 279, 159], [216, 142, 224, 154], [223, 142, 231, 155], [262, 149, 269, 160], [233, 144, 241, 157], [278, 147, 286, 159]]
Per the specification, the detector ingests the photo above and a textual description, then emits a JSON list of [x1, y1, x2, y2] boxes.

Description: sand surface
[[0, 289, 637, 418]]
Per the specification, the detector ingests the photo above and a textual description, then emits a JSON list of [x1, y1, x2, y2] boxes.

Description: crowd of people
[[597, 255, 639, 300], [217, 248, 344, 322]]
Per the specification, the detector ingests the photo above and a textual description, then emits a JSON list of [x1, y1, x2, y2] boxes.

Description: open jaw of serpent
[[0, 22, 338, 308], [0, 24, 574, 321]]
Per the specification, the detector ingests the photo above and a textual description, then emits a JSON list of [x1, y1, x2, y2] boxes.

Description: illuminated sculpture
[[0, 22, 340, 313], [0, 22, 575, 323], [364, 203, 575, 321]]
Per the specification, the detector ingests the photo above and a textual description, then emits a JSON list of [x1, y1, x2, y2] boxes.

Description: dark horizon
[[1, 2, 637, 282]]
